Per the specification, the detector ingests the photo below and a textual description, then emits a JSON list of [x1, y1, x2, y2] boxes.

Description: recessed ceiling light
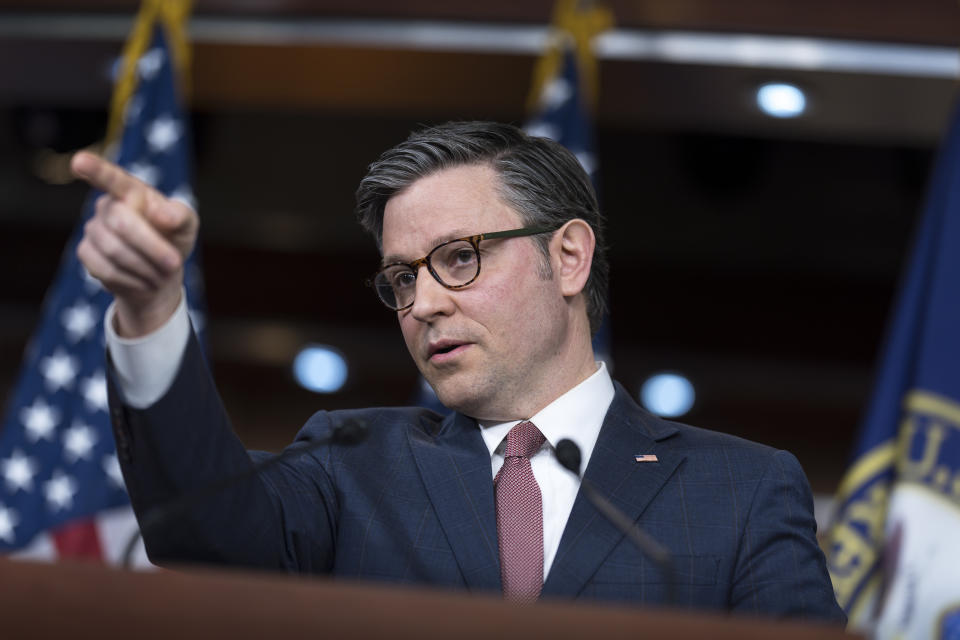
[[756, 82, 807, 118]]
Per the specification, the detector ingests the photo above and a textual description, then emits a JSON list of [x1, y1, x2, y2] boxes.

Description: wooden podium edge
[[0, 558, 859, 639]]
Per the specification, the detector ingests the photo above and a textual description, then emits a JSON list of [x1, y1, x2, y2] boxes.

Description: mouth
[[427, 340, 471, 362]]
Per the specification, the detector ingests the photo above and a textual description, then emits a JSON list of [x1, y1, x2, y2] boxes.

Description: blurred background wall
[[1, 0, 957, 495]]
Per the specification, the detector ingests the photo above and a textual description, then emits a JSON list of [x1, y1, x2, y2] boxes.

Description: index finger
[[71, 151, 149, 204]]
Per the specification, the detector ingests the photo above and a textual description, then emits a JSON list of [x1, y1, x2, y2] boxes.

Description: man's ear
[[552, 219, 595, 297]]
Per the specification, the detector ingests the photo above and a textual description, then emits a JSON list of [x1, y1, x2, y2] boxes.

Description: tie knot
[[504, 421, 545, 459]]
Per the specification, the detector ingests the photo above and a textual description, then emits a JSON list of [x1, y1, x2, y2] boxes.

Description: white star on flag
[[1, 449, 38, 493], [61, 301, 97, 342], [0, 504, 19, 544], [146, 115, 181, 153], [20, 397, 59, 443], [137, 47, 164, 80], [39, 348, 78, 392], [80, 370, 108, 413], [540, 76, 572, 109], [102, 453, 124, 488], [127, 161, 160, 187], [63, 422, 98, 463], [525, 122, 561, 141], [44, 470, 78, 512]]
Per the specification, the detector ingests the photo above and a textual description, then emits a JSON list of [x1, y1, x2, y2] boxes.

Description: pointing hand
[[72, 151, 199, 337]]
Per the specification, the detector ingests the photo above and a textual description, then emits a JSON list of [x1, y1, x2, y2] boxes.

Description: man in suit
[[72, 121, 844, 620]]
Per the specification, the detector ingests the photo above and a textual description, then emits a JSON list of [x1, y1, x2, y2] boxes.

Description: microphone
[[555, 439, 676, 606], [120, 419, 369, 568]]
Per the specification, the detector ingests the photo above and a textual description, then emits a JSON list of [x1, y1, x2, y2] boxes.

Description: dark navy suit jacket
[[109, 333, 844, 621]]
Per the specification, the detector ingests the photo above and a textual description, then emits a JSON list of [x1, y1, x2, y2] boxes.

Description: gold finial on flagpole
[[526, 0, 613, 112]]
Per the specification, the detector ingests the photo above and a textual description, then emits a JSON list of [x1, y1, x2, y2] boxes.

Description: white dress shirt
[[105, 298, 616, 581], [105, 290, 191, 408], [478, 363, 614, 581]]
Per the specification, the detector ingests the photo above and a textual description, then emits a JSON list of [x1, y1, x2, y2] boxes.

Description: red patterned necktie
[[495, 420, 546, 603]]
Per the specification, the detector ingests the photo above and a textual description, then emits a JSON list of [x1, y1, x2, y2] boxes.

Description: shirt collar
[[477, 361, 615, 469]]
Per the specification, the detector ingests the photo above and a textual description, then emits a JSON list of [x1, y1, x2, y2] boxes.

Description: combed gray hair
[[356, 121, 609, 335]]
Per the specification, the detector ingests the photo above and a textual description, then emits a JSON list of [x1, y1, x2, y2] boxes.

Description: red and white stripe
[[11, 507, 152, 568]]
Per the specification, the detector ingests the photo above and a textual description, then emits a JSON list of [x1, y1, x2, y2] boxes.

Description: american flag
[[0, 21, 204, 565]]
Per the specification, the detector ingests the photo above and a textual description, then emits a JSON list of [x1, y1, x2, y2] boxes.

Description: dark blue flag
[[826, 102, 960, 637], [0, 20, 204, 564]]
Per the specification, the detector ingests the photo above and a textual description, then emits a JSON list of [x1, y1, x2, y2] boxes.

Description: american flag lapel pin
[[634, 454, 659, 463]]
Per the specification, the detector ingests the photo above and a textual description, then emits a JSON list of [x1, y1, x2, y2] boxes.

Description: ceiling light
[[756, 82, 807, 118]]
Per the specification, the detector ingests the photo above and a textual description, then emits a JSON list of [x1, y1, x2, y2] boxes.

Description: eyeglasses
[[368, 225, 558, 310]]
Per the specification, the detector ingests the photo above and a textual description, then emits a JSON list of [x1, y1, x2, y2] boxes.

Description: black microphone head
[[332, 420, 369, 445], [555, 439, 582, 477]]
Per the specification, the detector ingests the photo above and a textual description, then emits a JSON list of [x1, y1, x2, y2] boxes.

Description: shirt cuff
[[105, 290, 191, 409]]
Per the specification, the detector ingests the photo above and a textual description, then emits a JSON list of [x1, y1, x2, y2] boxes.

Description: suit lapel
[[407, 411, 501, 593], [542, 384, 686, 598]]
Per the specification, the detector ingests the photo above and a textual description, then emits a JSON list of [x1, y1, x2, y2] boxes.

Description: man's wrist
[[113, 281, 184, 338], [106, 288, 191, 409]]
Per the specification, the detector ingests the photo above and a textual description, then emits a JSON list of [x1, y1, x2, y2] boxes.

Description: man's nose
[[409, 266, 455, 320]]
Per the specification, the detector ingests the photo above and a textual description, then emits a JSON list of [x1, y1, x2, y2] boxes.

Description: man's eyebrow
[[380, 253, 407, 266], [381, 229, 472, 266]]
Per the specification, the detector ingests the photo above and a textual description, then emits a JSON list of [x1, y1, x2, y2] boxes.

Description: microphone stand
[[556, 438, 676, 606]]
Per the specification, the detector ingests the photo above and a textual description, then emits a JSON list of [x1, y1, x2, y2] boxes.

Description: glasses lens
[[430, 240, 479, 287], [374, 266, 416, 310]]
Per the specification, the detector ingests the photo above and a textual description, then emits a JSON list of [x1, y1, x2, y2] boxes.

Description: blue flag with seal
[[0, 1, 204, 564], [826, 100, 960, 639]]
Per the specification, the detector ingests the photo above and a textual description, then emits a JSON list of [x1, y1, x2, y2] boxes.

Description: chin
[[431, 386, 468, 412], [430, 380, 482, 416]]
